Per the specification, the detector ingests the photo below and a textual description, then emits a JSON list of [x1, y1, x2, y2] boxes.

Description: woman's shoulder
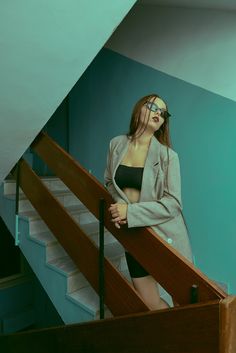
[[109, 134, 128, 147], [159, 142, 178, 162]]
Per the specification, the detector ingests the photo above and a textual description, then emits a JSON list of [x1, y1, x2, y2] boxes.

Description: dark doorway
[[0, 217, 21, 279]]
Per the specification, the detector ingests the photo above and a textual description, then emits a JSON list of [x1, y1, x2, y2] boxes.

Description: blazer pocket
[[152, 161, 161, 175]]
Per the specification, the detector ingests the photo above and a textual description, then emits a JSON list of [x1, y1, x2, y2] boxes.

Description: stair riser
[[42, 179, 69, 192], [68, 265, 130, 295], [73, 212, 97, 225], [119, 256, 128, 272], [67, 272, 90, 293], [18, 194, 81, 212], [29, 219, 50, 235], [90, 232, 119, 246], [4, 179, 69, 196], [47, 243, 69, 262], [47, 242, 126, 272], [47, 233, 117, 262], [29, 210, 96, 235], [4, 183, 24, 195]]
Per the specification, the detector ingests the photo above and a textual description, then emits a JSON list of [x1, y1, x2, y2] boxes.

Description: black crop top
[[115, 165, 144, 191]]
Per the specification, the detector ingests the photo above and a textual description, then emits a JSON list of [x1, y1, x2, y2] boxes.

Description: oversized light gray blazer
[[104, 135, 193, 262]]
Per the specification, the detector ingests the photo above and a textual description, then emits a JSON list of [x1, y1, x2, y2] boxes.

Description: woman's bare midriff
[[123, 188, 140, 203]]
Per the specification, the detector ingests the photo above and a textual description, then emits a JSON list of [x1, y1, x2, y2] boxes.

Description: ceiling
[[138, 0, 236, 11]]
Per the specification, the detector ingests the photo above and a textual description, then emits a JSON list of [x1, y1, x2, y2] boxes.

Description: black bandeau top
[[115, 164, 144, 191]]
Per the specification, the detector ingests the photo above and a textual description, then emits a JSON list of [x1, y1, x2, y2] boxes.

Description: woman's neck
[[131, 131, 154, 148]]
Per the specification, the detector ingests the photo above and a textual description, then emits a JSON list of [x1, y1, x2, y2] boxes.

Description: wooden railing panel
[[219, 296, 236, 353], [0, 300, 222, 353], [16, 159, 149, 315], [32, 132, 227, 304]]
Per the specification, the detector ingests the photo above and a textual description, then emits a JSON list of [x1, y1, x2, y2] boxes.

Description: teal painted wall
[[69, 48, 236, 293], [0, 259, 63, 334], [32, 97, 69, 176]]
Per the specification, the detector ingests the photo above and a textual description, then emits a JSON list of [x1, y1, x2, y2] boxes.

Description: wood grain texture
[[32, 132, 227, 305], [219, 296, 236, 353], [16, 159, 149, 316], [0, 301, 221, 353]]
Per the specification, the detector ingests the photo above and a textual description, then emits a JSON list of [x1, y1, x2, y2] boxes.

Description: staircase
[[1, 177, 131, 324], [1, 134, 236, 352]]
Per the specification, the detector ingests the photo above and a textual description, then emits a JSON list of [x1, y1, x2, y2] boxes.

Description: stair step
[[3, 179, 23, 195], [47, 256, 90, 292], [47, 241, 125, 277], [46, 242, 69, 262], [67, 272, 90, 293], [45, 231, 118, 263], [5, 189, 82, 212], [47, 256, 77, 275], [20, 204, 97, 235], [67, 286, 113, 319], [41, 177, 69, 192], [3, 177, 69, 196], [30, 231, 57, 246], [80, 222, 118, 245], [46, 240, 126, 293]]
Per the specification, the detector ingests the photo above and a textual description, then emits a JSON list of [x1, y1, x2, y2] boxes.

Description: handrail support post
[[15, 161, 20, 246], [99, 198, 105, 319]]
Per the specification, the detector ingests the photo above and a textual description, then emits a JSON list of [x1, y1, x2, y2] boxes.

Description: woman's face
[[139, 97, 167, 133]]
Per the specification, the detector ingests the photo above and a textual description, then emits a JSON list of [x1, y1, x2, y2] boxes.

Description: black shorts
[[125, 252, 149, 278]]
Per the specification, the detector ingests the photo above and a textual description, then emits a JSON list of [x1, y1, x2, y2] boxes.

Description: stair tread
[[3, 177, 69, 197], [68, 272, 126, 315], [104, 241, 125, 259], [5, 189, 75, 201], [79, 221, 111, 236], [68, 286, 101, 313], [80, 221, 99, 234], [4, 176, 61, 182], [46, 241, 125, 276], [40, 176, 61, 181], [30, 231, 57, 245], [47, 256, 77, 274], [19, 203, 86, 220]]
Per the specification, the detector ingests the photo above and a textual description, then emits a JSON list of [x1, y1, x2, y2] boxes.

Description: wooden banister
[[31, 132, 227, 305], [15, 159, 149, 315], [1, 297, 236, 353]]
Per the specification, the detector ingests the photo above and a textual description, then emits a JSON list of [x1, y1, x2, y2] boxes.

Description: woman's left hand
[[108, 203, 128, 226]]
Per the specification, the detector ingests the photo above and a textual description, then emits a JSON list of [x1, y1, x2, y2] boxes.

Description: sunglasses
[[145, 102, 171, 119]]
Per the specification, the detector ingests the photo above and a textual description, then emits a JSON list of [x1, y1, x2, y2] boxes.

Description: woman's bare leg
[[132, 275, 169, 310]]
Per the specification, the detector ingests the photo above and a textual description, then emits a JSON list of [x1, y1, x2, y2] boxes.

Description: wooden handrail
[[2, 297, 236, 353], [31, 132, 227, 305], [14, 159, 149, 316]]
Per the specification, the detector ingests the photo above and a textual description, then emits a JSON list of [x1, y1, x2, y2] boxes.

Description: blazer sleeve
[[127, 152, 182, 227], [104, 140, 126, 204]]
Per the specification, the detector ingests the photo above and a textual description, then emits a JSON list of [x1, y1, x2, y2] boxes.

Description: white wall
[[106, 4, 236, 101], [0, 0, 136, 183]]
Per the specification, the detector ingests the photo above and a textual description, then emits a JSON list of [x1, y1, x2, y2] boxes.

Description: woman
[[104, 94, 193, 310]]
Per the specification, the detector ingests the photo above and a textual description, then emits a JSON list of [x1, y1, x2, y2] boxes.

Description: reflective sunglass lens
[[146, 102, 171, 118]]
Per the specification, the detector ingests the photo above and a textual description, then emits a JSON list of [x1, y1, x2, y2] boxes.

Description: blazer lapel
[[111, 135, 162, 203], [111, 136, 131, 203]]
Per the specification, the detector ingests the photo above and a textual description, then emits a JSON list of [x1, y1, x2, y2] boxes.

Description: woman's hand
[[108, 203, 127, 229]]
